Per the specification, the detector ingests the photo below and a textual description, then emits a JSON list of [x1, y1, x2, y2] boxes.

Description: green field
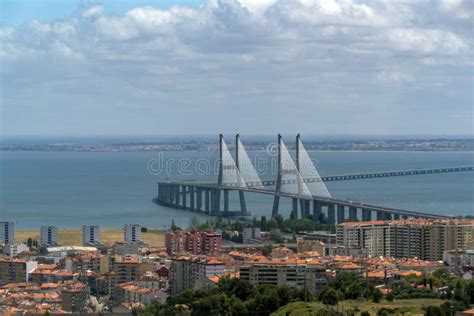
[[272, 299, 446, 316], [16, 228, 165, 247]]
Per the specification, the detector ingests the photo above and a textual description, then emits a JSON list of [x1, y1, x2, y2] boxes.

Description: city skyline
[[1, 0, 472, 136]]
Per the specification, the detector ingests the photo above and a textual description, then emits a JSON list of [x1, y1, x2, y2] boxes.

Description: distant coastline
[[1, 138, 473, 152]]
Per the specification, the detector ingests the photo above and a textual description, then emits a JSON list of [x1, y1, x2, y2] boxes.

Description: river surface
[[0, 150, 472, 229]]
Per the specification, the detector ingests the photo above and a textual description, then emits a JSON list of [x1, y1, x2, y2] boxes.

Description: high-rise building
[[337, 219, 474, 260], [82, 225, 100, 246], [0, 221, 14, 244], [40, 226, 58, 246], [124, 224, 142, 242]]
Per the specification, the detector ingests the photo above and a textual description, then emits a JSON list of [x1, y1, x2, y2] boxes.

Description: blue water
[[0, 150, 472, 229]]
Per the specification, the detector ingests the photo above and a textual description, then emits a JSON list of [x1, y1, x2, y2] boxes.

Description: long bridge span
[[155, 134, 472, 223]]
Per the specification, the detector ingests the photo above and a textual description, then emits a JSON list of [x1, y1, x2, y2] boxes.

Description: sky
[[1, 0, 473, 137]]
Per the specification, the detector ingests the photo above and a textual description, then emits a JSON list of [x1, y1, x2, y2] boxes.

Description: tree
[[262, 244, 273, 256], [26, 237, 33, 249], [171, 219, 179, 231], [320, 287, 338, 309], [453, 281, 465, 301], [361, 311, 370, 316], [272, 213, 284, 229], [269, 229, 284, 243], [189, 216, 199, 230], [424, 306, 443, 316], [386, 292, 394, 302], [372, 289, 382, 303]]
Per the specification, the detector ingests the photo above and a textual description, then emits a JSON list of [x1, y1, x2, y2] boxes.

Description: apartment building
[[170, 256, 225, 296], [61, 282, 89, 313], [40, 226, 58, 246], [82, 225, 100, 246], [337, 219, 474, 260], [124, 224, 142, 243], [0, 221, 14, 244], [65, 252, 109, 274], [166, 231, 222, 255], [242, 227, 262, 244], [0, 258, 38, 285], [239, 258, 326, 293]]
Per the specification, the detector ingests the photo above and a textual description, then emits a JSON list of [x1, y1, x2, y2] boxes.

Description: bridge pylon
[[271, 134, 282, 217]]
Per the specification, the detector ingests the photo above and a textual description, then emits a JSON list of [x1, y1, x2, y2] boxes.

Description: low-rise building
[[3, 243, 29, 257], [239, 258, 326, 293], [0, 259, 38, 285]]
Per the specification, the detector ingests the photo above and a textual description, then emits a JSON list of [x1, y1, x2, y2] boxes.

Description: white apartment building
[[124, 224, 142, 242], [3, 243, 29, 257], [243, 227, 262, 244], [0, 222, 14, 244], [40, 226, 58, 246], [82, 225, 100, 246]]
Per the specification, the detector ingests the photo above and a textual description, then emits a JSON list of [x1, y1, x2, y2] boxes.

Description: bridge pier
[[182, 185, 187, 209], [376, 211, 384, 220], [174, 185, 180, 207], [384, 212, 392, 220], [190, 186, 195, 211], [196, 188, 202, 212], [313, 201, 322, 223], [362, 209, 371, 221], [291, 198, 298, 219], [337, 205, 345, 223], [393, 214, 400, 220], [239, 190, 247, 214], [224, 189, 229, 216], [327, 204, 336, 224], [205, 189, 210, 214], [349, 207, 358, 221]]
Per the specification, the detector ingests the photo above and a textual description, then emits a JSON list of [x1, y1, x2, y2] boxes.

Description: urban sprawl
[[0, 217, 473, 315]]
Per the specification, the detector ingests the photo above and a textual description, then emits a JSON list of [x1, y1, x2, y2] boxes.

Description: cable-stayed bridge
[[155, 134, 473, 223]]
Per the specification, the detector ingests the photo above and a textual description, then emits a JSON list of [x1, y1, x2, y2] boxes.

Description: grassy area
[[272, 299, 446, 316], [15, 228, 165, 247]]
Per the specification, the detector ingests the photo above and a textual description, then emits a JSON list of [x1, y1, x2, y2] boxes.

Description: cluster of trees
[[139, 270, 474, 316], [183, 214, 335, 245], [140, 278, 311, 316], [317, 272, 383, 309]]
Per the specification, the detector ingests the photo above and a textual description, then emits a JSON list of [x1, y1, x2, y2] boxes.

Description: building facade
[[243, 227, 262, 244], [82, 225, 100, 246], [124, 224, 142, 242], [166, 231, 222, 255], [0, 259, 38, 285], [0, 221, 14, 244], [40, 226, 58, 246], [337, 219, 474, 260], [240, 259, 327, 293], [170, 256, 225, 296]]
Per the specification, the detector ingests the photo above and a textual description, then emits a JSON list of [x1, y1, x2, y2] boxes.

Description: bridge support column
[[313, 201, 322, 222], [205, 189, 210, 214], [174, 186, 180, 206], [304, 200, 310, 219], [239, 190, 247, 215], [349, 207, 358, 221], [327, 204, 335, 224], [190, 186, 195, 211], [384, 212, 392, 220], [182, 185, 187, 209], [362, 209, 371, 221], [223, 189, 229, 216], [402, 215, 408, 220], [291, 198, 298, 219], [337, 205, 345, 223], [196, 188, 202, 212], [393, 214, 400, 220], [376, 211, 384, 220]]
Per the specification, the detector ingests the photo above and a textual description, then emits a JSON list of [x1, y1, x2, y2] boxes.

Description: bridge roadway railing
[[156, 181, 450, 220]]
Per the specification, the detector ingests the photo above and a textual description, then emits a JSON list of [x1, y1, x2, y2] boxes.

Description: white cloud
[[0, 0, 472, 135]]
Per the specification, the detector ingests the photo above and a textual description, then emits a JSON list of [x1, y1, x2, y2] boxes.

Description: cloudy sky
[[1, 0, 472, 136]]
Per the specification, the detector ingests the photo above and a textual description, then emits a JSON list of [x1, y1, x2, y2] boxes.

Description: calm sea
[[0, 150, 472, 229]]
